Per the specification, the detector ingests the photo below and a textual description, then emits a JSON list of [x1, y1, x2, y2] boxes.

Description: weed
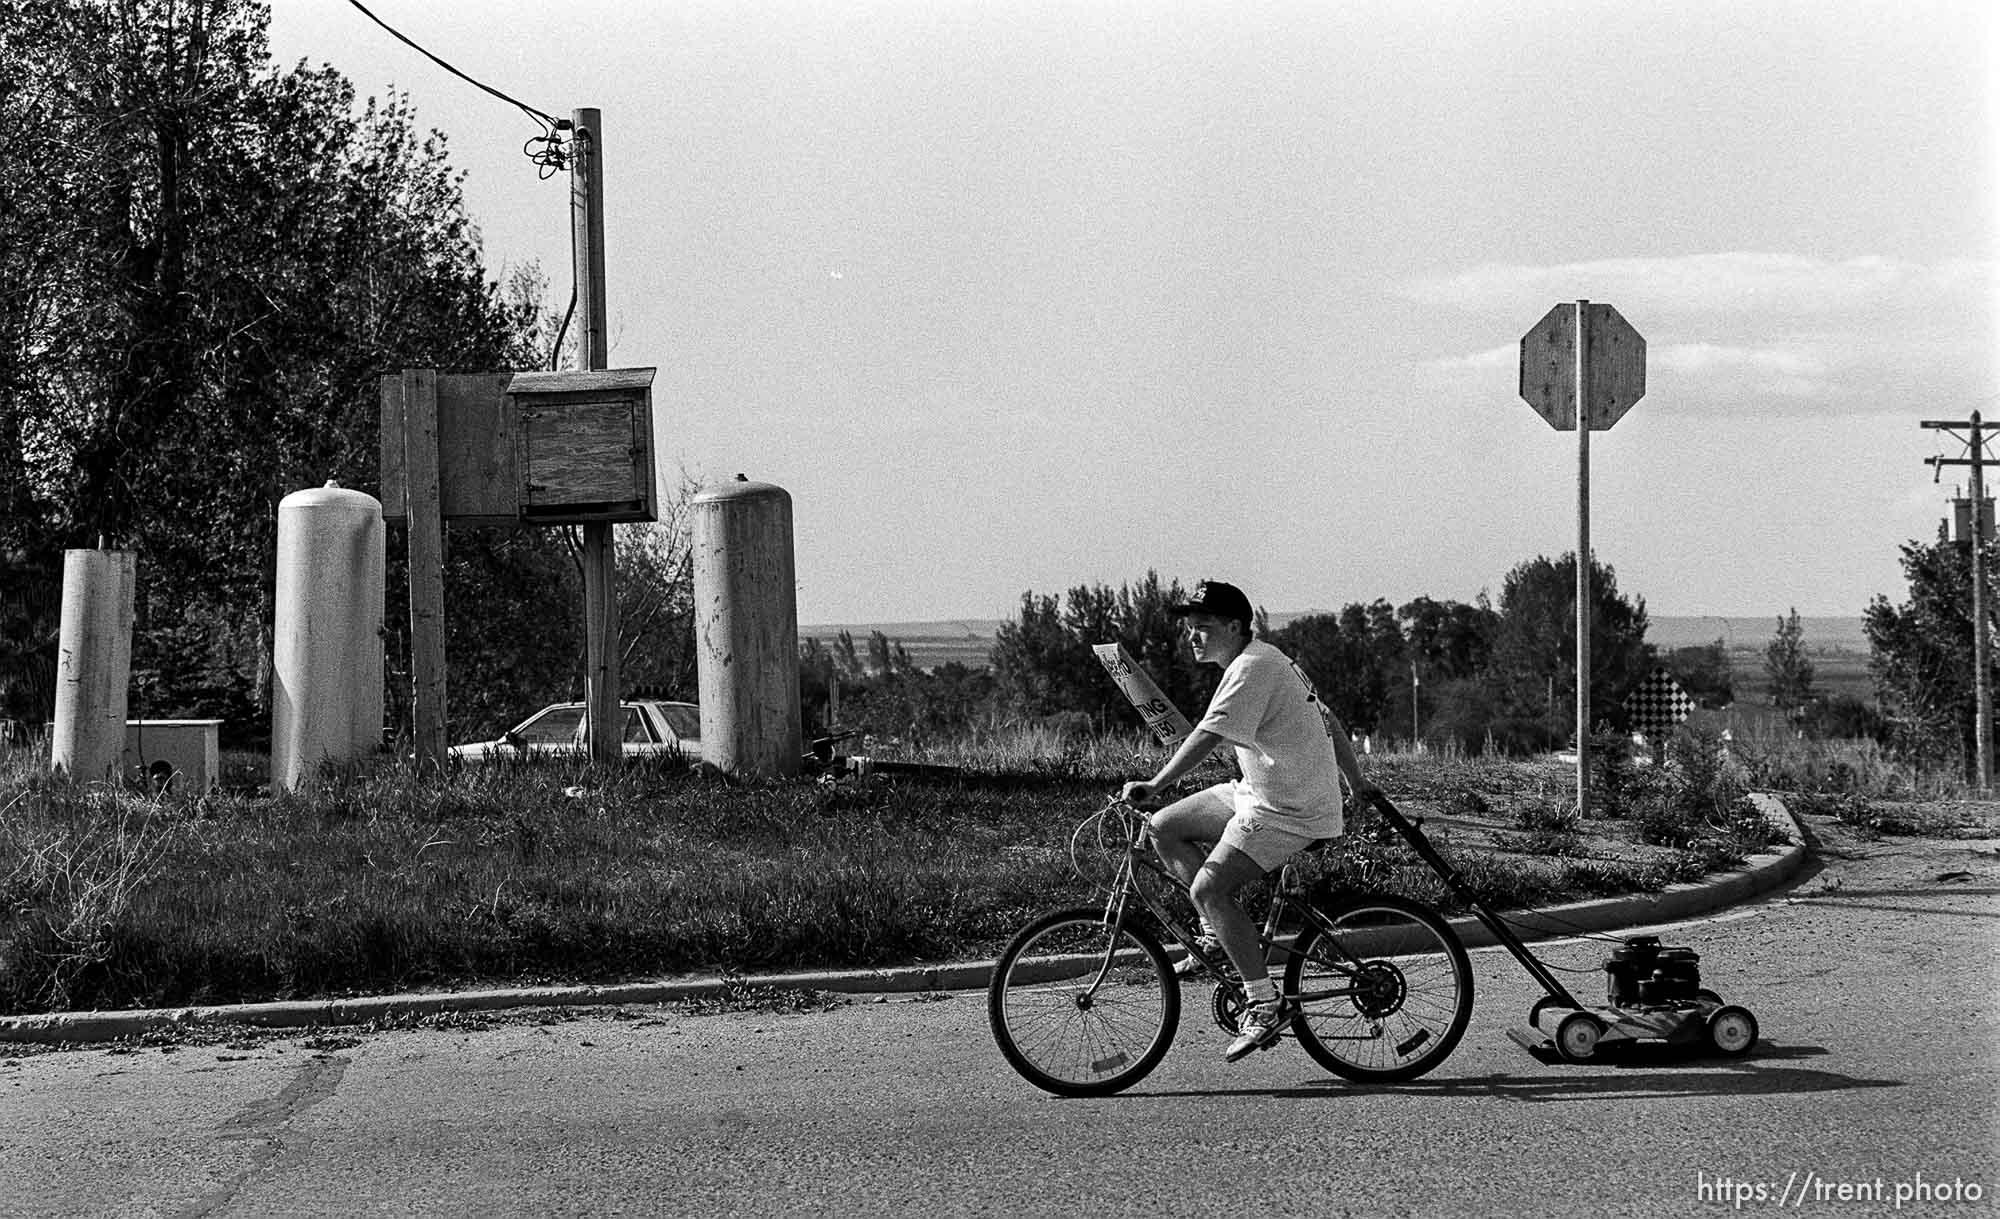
[[1514, 798, 1581, 835], [1490, 829, 1585, 858], [1786, 790, 1884, 835]]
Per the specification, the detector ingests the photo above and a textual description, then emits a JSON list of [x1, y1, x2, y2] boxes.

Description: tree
[[617, 478, 702, 704], [1391, 594, 1499, 746], [988, 572, 1200, 726], [1763, 608, 1816, 713], [1398, 595, 1498, 681], [1865, 536, 1997, 775], [1486, 553, 1654, 742], [1, 1, 563, 736], [1665, 640, 1734, 709], [1267, 600, 1405, 735]]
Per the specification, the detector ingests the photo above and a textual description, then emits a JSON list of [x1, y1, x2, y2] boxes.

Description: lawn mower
[[1365, 793, 1762, 1063]]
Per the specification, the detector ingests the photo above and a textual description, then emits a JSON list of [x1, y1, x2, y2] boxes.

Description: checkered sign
[[1625, 666, 1695, 738]]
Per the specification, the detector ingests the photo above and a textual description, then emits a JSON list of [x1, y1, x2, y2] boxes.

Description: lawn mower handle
[[1364, 791, 1587, 1012]]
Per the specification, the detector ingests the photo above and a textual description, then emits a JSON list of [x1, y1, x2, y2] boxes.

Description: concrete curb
[[1445, 792, 1807, 948], [0, 796, 1808, 1046]]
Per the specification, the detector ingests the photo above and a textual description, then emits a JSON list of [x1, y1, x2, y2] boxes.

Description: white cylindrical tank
[[50, 548, 136, 783], [693, 478, 802, 778], [271, 482, 385, 790]]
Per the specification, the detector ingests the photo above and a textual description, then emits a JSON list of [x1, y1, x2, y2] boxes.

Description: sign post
[[1520, 301, 1646, 816]]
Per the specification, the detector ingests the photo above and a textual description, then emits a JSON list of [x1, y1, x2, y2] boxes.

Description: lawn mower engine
[[1604, 935, 1702, 1008], [1510, 933, 1761, 1062]]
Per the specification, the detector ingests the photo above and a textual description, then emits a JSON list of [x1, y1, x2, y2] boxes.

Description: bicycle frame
[[1081, 801, 1378, 1006]]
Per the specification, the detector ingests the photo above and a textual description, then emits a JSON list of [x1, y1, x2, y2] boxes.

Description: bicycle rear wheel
[[988, 907, 1179, 1097], [1285, 893, 1472, 1082]]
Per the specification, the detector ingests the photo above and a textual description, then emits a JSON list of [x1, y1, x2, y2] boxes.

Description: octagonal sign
[[1519, 302, 1646, 431]]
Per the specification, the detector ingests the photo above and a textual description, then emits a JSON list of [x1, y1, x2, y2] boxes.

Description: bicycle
[[987, 792, 1474, 1097]]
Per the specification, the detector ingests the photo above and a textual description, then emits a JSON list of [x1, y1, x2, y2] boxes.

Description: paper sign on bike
[[1092, 643, 1194, 748]]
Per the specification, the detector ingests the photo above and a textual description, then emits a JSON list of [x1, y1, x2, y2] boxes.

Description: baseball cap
[[1168, 579, 1253, 623]]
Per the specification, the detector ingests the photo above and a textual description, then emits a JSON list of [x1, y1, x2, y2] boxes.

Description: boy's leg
[[1147, 785, 1236, 893], [1186, 844, 1270, 989]]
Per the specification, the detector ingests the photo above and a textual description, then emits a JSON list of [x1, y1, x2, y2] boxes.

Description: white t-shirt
[[1195, 638, 1346, 839]]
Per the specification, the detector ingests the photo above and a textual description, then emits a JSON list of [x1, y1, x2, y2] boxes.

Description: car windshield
[[622, 707, 657, 743], [656, 703, 699, 739], [514, 706, 584, 745]]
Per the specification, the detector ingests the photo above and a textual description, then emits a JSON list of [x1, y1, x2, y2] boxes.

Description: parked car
[[449, 700, 701, 764]]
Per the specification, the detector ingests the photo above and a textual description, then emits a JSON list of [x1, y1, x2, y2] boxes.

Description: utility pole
[[1924, 411, 1994, 790], [571, 107, 621, 765]]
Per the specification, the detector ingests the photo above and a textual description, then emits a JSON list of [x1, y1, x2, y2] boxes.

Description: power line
[[341, 0, 569, 172]]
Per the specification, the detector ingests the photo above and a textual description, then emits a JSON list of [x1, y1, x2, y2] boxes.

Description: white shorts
[[1219, 807, 1325, 871], [1155, 782, 1331, 872]]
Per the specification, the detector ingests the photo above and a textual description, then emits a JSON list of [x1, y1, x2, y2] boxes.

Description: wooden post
[[571, 106, 620, 764], [398, 369, 448, 772], [1574, 300, 1592, 818]]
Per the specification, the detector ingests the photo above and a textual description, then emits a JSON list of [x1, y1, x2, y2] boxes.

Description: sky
[[265, 0, 1998, 626]]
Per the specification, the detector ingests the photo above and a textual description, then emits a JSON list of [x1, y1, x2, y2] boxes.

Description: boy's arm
[[1323, 710, 1380, 801], [1120, 728, 1224, 806]]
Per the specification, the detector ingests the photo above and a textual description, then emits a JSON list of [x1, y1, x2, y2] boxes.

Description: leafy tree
[[617, 477, 703, 706], [1, 0, 567, 737], [1865, 536, 1997, 775], [1389, 594, 1498, 746], [1665, 640, 1734, 709], [1763, 608, 1816, 712], [1486, 553, 1654, 741], [430, 530, 582, 740], [1267, 599, 1405, 735], [989, 572, 1200, 726], [1803, 694, 1890, 744], [1398, 595, 1498, 681]]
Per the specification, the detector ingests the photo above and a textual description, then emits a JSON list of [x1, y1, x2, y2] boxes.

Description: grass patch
[[0, 759, 1117, 1014], [0, 739, 1789, 1015]]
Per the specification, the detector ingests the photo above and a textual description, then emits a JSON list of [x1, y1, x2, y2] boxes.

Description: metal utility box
[[124, 719, 221, 796], [507, 368, 658, 523]]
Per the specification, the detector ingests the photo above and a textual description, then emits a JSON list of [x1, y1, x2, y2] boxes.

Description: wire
[[549, 291, 576, 371], [342, 0, 570, 170]]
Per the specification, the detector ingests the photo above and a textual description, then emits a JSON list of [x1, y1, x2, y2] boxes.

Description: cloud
[[1425, 337, 1841, 404], [1413, 253, 1998, 415], [1402, 252, 1994, 318], [1651, 342, 1833, 399]]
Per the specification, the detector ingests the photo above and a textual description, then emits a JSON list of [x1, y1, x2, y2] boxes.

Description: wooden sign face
[[1519, 302, 1646, 431], [380, 368, 659, 526]]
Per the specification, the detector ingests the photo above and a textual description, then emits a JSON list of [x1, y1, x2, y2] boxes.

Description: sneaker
[[1173, 936, 1227, 978], [1225, 997, 1291, 1062]]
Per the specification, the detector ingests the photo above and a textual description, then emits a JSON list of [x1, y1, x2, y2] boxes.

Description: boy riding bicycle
[[1120, 580, 1378, 1062]]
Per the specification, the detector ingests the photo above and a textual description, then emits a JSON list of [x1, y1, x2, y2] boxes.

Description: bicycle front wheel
[[1285, 894, 1473, 1082], [987, 907, 1180, 1097]]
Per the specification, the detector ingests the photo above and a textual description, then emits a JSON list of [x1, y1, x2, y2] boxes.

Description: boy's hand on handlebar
[[1120, 780, 1159, 809]]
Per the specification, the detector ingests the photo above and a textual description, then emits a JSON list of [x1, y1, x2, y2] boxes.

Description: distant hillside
[[800, 620, 1007, 671], [804, 613, 1871, 672], [1648, 615, 1868, 652]]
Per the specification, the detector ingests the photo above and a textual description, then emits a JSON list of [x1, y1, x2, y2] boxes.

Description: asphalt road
[[5, 817, 1996, 1218]]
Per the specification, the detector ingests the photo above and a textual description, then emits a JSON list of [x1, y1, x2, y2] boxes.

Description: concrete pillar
[[50, 548, 136, 783], [693, 478, 802, 778], [271, 483, 385, 790]]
